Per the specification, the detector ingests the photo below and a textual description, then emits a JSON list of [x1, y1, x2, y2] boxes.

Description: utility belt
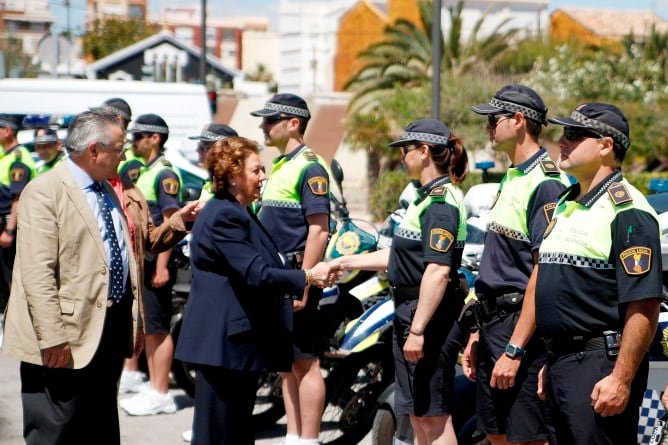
[[542, 331, 621, 359], [286, 251, 305, 270], [389, 285, 420, 306], [458, 292, 524, 332]]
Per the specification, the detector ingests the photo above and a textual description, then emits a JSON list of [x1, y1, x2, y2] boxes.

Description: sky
[[49, 0, 668, 35]]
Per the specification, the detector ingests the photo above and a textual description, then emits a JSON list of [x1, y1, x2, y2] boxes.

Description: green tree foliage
[[524, 41, 668, 170], [82, 18, 161, 61], [369, 169, 410, 222]]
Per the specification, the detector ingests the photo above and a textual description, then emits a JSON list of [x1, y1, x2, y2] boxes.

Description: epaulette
[[539, 159, 559, 176], [607, 182, 633, 206], [160, 159, 173, 167], [429, 186, 446, 197], [303, 151, 318, 161], [13, 149, 21, 159]]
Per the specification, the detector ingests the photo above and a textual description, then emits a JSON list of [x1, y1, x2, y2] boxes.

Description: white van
[[0, 78, 210, 182]]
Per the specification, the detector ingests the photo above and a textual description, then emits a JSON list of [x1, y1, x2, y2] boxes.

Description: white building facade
[[277, 0, 356, 95], [441, 0, 549, 39]]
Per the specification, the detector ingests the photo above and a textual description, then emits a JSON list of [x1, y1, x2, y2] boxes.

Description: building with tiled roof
[[551, 8, 668, 49]]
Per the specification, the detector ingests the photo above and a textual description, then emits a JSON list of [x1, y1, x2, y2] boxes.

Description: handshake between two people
[[305, 261, 345, 288]]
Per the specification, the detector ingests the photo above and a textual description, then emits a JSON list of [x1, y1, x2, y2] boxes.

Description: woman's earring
[[231, 182, 236, 186]]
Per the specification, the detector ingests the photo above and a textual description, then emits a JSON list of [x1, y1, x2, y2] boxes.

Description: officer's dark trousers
[[192, 365, 260, 445], [0, 238, 15, 312], [544, 348, 648, 445], [20, 295, 132, 445]]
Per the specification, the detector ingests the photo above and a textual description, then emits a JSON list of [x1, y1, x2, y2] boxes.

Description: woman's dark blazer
[[174, 192, 305, 372]]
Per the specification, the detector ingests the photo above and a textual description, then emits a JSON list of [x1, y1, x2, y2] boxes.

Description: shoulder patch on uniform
[[429, 228, 454, 253], [619, 246, 652, 275], [161, 177, 179, 195], [14, 149, 21, 159], [539, 159, 559, 176], [543, 202, 557, 223], [607, 182, 632, 206], [543, 218, 556, 239], [429, 186, 445, 197], [127, 168, 141, 182], [10, 167, 25, 182], [160, 159, 173, 167], [303, 151, 318, 161], [307, 176, 328, 195]]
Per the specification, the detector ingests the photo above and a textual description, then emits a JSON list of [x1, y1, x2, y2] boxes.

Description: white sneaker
[[119, 386, 177, 416], [181, 430, 192, 442], [118, 370, 147, 394]]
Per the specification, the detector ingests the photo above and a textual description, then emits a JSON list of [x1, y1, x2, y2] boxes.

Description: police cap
[[34, 128, 60, 145], [548, 102, 630, 150], [388, 118, 451, 147], [127, 114, 169, 135], [471, 84, 548, 126], [250, 93, 311, 119], [92, 98, 132, 122], [188, 123, 238, 141], [0, 114, 20, 130]]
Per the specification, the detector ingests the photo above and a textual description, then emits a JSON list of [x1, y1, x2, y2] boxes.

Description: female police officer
[[330, 119, 468, 445]]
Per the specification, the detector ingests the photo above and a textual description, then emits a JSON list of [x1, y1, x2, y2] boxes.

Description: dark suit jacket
[[175, 192, 304, 373]]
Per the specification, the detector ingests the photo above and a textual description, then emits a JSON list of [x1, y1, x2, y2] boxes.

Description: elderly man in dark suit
[[2, 110, 138, 445]]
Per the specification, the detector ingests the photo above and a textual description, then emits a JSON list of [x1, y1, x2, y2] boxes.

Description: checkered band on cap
[[101, 104, 131, 121], [490, 98, 546, 123], [34, 134, 59, 144], [570, 111, 630, 149], [400, 131, 450, 146], [200, 130, 228, 140], [131, 123, 169, 134], [0, 118, 18, 130], [265, 102, 310, 118]]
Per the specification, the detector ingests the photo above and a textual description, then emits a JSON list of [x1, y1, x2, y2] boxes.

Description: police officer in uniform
[[534, 103, 662, 445], [0, 114, 36, 312], [119, 114, 183, 416], [188, 123, 238, 202], [251, 94, 330, 445], [331, 119, 469, 445], [462, 85, 570, 445], [34, 128, 65, 174]]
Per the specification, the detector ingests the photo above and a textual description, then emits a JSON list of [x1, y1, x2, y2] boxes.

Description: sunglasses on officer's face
[[262, 115, 291, 126], [132, 133, 151, 142], [563, 127, 603, 142], [487, 112, 514, 127]]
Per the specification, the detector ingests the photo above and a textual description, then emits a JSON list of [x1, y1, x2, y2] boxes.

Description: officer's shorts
[[476, 310, 549, 442], [292, 286, 324, 361], [393, 299, 459, 417], [142, 259, 176, 335], [545, 348, 648, 445]]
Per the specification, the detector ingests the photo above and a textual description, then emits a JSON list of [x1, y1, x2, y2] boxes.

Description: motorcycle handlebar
[[330, 194, 350, 220]]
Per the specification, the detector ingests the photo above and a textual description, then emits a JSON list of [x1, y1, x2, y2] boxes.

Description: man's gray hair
[[65, 110, 122, 155]]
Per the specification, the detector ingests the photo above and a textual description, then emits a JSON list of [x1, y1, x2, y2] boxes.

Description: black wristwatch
[[504, 342, 526, 358]]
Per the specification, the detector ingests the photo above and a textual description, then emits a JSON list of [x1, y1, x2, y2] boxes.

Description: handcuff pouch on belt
[[458, 292, 524, 332], [458, 299, 481, 332], [542, 331, 621, 359]]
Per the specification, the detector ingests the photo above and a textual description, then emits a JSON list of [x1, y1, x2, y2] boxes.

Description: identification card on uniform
[[650, 411, 668, 445]]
